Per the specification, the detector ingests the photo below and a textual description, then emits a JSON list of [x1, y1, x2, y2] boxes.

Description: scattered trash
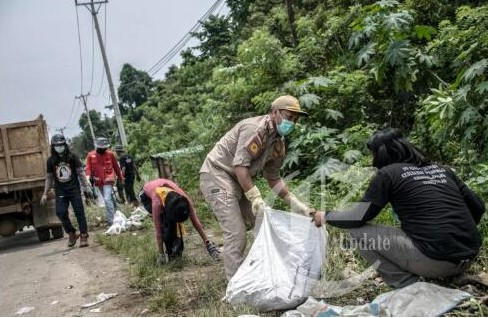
[[141, 308, 150, 315], [105, 208, 148, 235], [81, 292, 117, 308], [15, 307, 35, 315], [311, 266, 376, 299], [373, 282, 471, 316], [89, 307, 102, 313], [66, 285, 74, 289], [50, 300, 59, 305], [284, 282, 471, 317]]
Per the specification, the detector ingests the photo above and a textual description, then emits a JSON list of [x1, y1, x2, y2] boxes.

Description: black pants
[[124, 175, 137, 203], [55, 192, 88, 234]]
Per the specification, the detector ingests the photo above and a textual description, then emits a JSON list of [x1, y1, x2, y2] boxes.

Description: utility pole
[[74, 0, 127, 147], [76, 93, 96, 146], [55, 127, 66, 136]]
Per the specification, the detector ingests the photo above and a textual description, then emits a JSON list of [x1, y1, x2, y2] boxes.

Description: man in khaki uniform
[[200, 95, 314, 280]]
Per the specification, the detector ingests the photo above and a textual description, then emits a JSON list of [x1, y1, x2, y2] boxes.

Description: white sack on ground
[[225, 208, 327, 311]]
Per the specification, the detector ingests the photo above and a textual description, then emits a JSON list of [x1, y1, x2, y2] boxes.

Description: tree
[[117, 63, 154, 121]]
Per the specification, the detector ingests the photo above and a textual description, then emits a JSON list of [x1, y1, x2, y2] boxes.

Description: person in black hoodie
[[41, 134, 93, 247], [313, 128, 485, 288]]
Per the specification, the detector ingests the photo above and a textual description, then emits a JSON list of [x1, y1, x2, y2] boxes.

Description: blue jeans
[[55, 192, 88, 234], [99, 185, 117, 224]]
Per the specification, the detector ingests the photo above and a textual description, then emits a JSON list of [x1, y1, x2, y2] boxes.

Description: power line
[[63, 96, 78, 129], [66, 98, 83, 130], [88, 14, 95, 93], [76, 0, 127, 147], [147, 0, 224, 77], [75, 5, 84, 94]]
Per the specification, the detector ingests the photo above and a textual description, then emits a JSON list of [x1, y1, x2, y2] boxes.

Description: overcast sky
[[0, 0, 226, 138]]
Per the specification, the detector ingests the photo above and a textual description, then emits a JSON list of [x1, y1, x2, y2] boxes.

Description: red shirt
[[85, 150, 124, 187], [142, 178, 208, 251]]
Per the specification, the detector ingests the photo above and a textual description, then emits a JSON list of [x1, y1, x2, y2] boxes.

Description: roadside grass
[[82, 177, 488, 317]]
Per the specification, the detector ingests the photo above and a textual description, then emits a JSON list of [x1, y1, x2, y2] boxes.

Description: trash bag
[[225, 208, 327, 311], [105, 210, 127, 235]]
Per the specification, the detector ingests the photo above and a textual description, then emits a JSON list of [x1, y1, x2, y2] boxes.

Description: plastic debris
[[15, 307, 35, 315], [50, 300, 59, 305], [81, 292, 117, 308], [89, 307, 102, 313]]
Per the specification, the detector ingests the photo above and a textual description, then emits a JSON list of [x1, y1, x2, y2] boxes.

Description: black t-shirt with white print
[[47, 153, 83, 196], [363, 163, 483, 262]]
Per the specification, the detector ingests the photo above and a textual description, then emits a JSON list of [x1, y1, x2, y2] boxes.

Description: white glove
[[40, 194, 47, 206], [244, 185, 266, 216], [286, 192, 314, 216]]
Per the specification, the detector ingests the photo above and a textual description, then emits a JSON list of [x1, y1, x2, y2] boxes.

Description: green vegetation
[[74, 0, 488, 316]]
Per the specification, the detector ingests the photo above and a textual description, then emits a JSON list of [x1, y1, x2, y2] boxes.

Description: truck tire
[[51, 226, 64, 239], [37, 227, 50, 242], [0, 217, 17, 237]]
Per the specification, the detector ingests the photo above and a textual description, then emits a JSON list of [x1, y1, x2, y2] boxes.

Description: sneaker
[[68, 232, 79, 247], [79, 233, 89, 248]]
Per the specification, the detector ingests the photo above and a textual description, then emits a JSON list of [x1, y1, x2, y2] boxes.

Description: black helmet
[[51, 134, 66, 146], [95, 137, 110, 149], [114, 145, 124, 153]]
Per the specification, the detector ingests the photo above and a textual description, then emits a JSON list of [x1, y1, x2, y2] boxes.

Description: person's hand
[[312, 211, 326, 227], [156, 252, 168, 265], [83, 188, 94, 200], [205, 240, 220, 261], [287, 193, 314, 216], [40, 194, 47, 206], [245, 185, 266, 216]]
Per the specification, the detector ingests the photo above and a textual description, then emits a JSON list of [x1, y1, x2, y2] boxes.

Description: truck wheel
[[0, 217, 17, 237], [37, 227, 50, 242], [51, 226, 64, 239]]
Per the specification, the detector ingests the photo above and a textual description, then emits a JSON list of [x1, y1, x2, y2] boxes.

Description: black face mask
[[96, 148, 107, 154]]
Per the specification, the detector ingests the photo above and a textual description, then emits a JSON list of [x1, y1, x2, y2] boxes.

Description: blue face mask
[[277, 119, 295, 136]]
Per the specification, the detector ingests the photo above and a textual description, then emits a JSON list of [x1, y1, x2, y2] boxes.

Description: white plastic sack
[[104, 210, 127, 235], [225, 208, 327, 311]]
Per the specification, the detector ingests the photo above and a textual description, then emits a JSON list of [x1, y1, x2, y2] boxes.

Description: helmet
[[51, 134, 66, 146], [95, 137, 110, 149], [114, 145, 124, 153]]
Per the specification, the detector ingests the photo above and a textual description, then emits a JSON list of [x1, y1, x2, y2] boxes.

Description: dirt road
[[0, 228, 147, 317]]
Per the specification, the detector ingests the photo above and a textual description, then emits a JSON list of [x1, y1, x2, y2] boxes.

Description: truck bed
[[0, 116, 49, 193]]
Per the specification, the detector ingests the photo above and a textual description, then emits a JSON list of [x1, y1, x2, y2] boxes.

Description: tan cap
[[271, 95, 309, 116]]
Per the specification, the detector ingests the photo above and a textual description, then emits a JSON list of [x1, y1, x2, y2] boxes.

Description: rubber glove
[[40, 194, 47, 206], [205, 240, 220, 261], [244, 185, 266, 216], [286, 192, 315, 216]]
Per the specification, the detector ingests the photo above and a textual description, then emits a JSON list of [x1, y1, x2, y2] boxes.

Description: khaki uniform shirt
[[200, 115, 285, 180]]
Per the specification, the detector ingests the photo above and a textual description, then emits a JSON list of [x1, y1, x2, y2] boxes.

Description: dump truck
[[0, 115, 63, 241]]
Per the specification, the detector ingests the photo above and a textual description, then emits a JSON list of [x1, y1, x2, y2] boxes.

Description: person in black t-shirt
[[114, 145, 141, 208], [41, 134, 93, 248], [313, 128, 485, 288]]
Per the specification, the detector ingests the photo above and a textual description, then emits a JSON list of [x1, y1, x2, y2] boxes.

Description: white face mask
[[54, 145, 65, 154]]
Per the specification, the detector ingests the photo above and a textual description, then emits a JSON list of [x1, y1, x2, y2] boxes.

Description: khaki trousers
[[350, 224, 473, 288], [200, 171, 255, 281]]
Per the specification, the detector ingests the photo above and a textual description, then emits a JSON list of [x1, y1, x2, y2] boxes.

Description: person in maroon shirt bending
[[140, 178, 220, 264]]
